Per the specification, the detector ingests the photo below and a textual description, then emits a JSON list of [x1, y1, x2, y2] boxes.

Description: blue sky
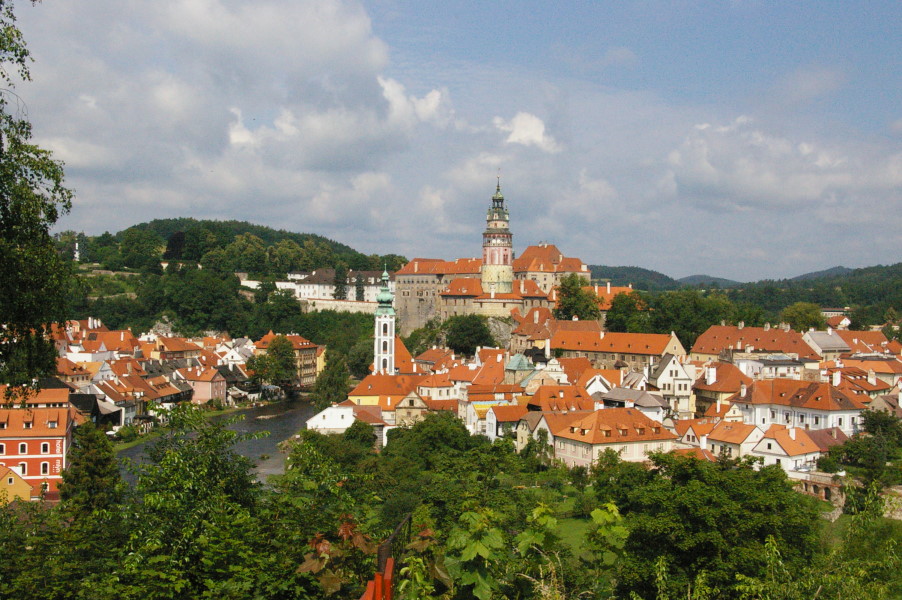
[[16, 0, 902, 281]]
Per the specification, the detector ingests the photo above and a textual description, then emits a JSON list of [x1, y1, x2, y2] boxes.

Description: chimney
[[534, 310, 539, 324], [788, 427, 796, 440], [832, 371, 841, 387], [706, 366, 717, 386], [628, 283, 632, 289], [867, 370, 876, 386], [572, 315, 578, 321], [716, 397, 722, 413], [700, 434, 708, 450], [764, 322, 771, 331], [720, 320, 725, 327], [738, 321, 744, 330], [606, 281, 611, 294], [740, 383, 747, 396], [827, 327, 833, 335]]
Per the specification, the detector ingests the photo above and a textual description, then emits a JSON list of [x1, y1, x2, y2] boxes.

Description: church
[[394, 181, 591, 335]]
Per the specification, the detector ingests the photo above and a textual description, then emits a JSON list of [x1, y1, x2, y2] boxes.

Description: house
[[0, 403, 80, 497], [803, 329, 851, 362], [486, 405, 529, 442], [254, 331, 320, 386], [704, 421, 764, 458], [692, 362, 752, 417], [348, 373, 426, 426], [691, 323, 821, 362], [175, 367, 227, 405], [597, 388, 669, 423], [730, 379, 865, 436], [674, 418, 719, 447], [525, 385, 593, 412], [646, 354, 695, 418], [306, 400, 389, 448], [869, 391, 902, 417], [547, 408, 676, 467], [750, 425, 822, 472], [551, 330, 686, 372], [0, 464, 32, 504], [55, 358, 93, 390]]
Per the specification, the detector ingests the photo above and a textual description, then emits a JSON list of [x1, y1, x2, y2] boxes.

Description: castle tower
[[373, 269, 395, 374], [480, 178, 514, 293]]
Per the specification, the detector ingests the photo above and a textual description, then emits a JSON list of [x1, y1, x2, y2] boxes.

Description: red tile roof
[[692, 325, 820, 360], [731, 379, 865, 411], [548, 408, 675, 445], [551, 330, 675, 356], [693, 362, 752, 393], [513, 244, 589, 274]]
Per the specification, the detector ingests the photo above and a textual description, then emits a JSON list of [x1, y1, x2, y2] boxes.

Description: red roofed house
[[349, 373, 426, 425], [176, 367, 227, 405], [546, 408, 676, 467], [692, 362, 753, 417], [254, 331, 320, 387], [751, 425, 822, 472], [551, 330, 686, 372], [486, 404, 529, 441], [731, 379, 866, 436], [0, 464, 32, 504], [0, 404, 79, 497], [690, 323, 821, 362]]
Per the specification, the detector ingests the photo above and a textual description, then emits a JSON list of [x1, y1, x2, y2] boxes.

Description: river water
[[117, 397, 318, 483]]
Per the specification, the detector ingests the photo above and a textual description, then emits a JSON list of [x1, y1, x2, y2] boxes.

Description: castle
[[394, 180, 591, 335]]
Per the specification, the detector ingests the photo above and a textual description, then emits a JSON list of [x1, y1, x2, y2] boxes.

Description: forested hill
[[133, 217, 360, 257], [677, 274, 743, 288], [724, 262, 902, 324], [588, 265, 680, 291]]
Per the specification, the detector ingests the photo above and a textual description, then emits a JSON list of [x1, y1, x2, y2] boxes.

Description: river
[[117, 397, 318, 483]]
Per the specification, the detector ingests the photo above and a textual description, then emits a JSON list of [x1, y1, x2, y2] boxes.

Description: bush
[[117, 425, 138, 443]]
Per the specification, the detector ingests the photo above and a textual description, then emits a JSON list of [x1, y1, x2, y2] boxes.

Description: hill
[[790, 265, 853, 281], [677, 274, 743, 288], [588, 265, 680, 291]]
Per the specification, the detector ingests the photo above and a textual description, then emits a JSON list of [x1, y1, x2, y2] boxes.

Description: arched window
[[18, 443, 26, 454], [382, 341, 388, 352], [41, 442, 49, 454], [41, 462, 49, 475], [382, 358, 388, 370], [382, 323, 388, 335]]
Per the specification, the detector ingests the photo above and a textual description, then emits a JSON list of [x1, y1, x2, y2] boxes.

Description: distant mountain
[[589, 265, 680, 292], [677, 274, 743, 288], [790, 266, 853, 281]]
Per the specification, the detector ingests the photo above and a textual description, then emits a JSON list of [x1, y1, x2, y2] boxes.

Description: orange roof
[[732, 379, 865, 411], [704, 401, 735, 419], [394, 336, 417, 374], [582, 285, 636, 311], [513, 244, 589, 274], [422, 398, 458, 412], [692, 325, 820, 360], [158, 336, 201, 353], [255, 331, 317, 350], [56, 357, 88, 377], [674, 417, 719, 438], [826, 315, 849, 329], [396, 258, 482, 276], [350, 373, 425, 399], [759, 425, 820, 456], [415, 347, 455, 366], [548, 408, 675, 445], [511, 279, 549, 297], [575, 368, 621, 389], [0, 406, 75, 437], [441, 278, 484, 296], [0, 386, 70, 406], [834, 330, 891, 354], [176, 367, 224, 383], [708, 420, 759, 445], [109, 358, 148, 379], [87, 330, 140, 354], [551, 330, 675, 356], [839, 358, 902, 376], [693, 362, 752, 393], [489, 404, 529, 422], [558, 357, 593, 385], [528, 385, 593, 412], [672, 447, 718, 461]]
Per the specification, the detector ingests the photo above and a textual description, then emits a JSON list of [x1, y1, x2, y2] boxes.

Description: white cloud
[[493, 112, 562, 153], [775, 65, 847, 105]]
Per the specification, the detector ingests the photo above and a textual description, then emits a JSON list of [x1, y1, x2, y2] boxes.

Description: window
[[767, 443, 772, 450], [0, 443, 4, 454], [47, 421, 57, 429], [19, 463, 26, 475], [814, 416, 820, 425], [40, 443, 49, 454], [41, 462, 49, 475], [838, 418, 844, 427], [23, 422, 32, 429], [18, 443, 26, 454]]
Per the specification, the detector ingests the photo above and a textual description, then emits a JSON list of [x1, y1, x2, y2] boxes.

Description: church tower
[[480, 178, 514, 293], [373, 269, 395, 374]]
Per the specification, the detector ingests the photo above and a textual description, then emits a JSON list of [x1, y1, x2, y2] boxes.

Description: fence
[[359, 513, 411, 600]]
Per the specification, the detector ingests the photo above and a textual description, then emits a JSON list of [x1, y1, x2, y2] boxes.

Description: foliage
[[780, 301, 827, 331], [616, 452, 820, 598], [247, 334, 297, 387], [59, 422, 123, 516], [445, 314, 495, 356], [554, 273, 601, 321], [0, 0, 74, 391], [313, 350, 350, 410], [603, 292, 651, 333], [333, 262, 348, 300], [346, 338, 374, 379], [445, 508, 506, 600]]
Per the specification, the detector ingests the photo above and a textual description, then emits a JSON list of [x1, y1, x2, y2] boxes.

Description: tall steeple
[[480, 177, 514, 293], [373, 269, 395, 374]]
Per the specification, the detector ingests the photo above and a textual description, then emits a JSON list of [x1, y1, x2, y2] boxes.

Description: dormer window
[[48, 421, 57, 429], [23, 422, 32, 429]]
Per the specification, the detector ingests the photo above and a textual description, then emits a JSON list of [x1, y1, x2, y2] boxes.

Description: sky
[[14, 0, 902, 281]]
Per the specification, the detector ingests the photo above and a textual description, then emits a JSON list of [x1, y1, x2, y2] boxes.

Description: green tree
[[445, 508, 506, 600], [355, 273, 365, 301], [604, 291, 649, 332], [120, 227, 164, 271], [248, 334, 297, 387], [553, 273, 601, 321], [445, 314, 495, 356], [313, 350, 350, 409], [346, 338, 374, 379], [0, 0, 74, 393], [59, 422, 123, 516], [780, 301, 827, 331], [333, 262, 348, 300]]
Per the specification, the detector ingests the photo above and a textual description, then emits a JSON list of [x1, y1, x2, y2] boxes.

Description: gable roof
[[548, 407, 675, 445], [513, 244, 589, 274], [731, 379, 866, 411], [551, 330, 677, 356], [708, 420, 760, 445], [692, 325, 820, 360], [693, 362, 753, 393]]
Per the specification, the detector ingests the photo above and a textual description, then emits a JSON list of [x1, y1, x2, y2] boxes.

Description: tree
[[333, 262, 348, 300], [553, 273, 601, 321], [346, 338, 374, 379], [313, 350, 349, 409], [59, 422, 123, 516], [445, 314, 495, 356], [780, 301, 826, 331], [248, 334, 297, 387], [603, 291, 648, 332], [355, 273, 365, 301], [0, 0, 74, 393]]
